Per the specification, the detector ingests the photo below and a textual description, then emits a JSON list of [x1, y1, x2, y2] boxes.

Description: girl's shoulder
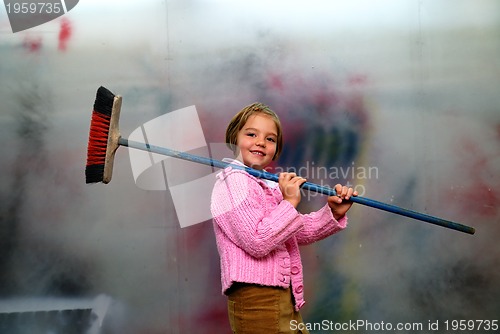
[[211, 167, 262, 215], [214, 166, 280, 199], [215, 166, 256, 185]]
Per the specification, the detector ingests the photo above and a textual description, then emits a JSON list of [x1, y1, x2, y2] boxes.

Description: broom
[[85, 86, 475, 235]]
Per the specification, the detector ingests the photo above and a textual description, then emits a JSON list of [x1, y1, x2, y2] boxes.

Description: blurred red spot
[[23, 36, 43, 53], [269, 74, 284, 92], [58, 18, 72, 51]]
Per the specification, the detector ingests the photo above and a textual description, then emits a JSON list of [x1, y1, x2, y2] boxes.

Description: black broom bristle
[[93, 86, 115, 117]]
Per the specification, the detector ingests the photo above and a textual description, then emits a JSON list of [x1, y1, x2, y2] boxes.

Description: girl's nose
[[256, 137, 266, 147]]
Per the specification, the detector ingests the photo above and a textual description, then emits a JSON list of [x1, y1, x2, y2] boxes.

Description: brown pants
[[226, 283, 310, 334]]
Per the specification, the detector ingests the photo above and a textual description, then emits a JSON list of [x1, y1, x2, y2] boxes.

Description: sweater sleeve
[[294, 203, 348, 245], [211, 169, 304, 258]]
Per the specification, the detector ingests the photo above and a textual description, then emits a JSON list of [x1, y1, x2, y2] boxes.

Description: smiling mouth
[[250, 150, 265, 156]]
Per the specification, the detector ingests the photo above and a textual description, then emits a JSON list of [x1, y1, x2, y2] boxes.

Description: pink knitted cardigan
[[210, 162, 348, 311]]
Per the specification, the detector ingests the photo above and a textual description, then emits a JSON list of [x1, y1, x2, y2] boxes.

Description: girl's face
[[235, 113, 278, 170]]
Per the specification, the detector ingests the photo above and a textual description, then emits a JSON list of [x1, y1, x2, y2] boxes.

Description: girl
[[211, 102, 357, 334]]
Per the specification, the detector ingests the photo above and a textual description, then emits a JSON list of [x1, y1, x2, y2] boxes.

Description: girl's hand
[[279, 172, 307, 208], [328, 184, 358, 220]]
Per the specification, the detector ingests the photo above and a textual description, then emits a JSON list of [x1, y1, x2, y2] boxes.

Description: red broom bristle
[[85, 110, 112, 183], [86, 111, 111, 165]]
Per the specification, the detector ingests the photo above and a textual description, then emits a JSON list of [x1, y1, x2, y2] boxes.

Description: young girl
[[211, 102, 357, 334]]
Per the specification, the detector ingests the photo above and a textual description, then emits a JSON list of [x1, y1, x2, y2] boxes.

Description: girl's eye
[[267, 137, 276, 143], [246, 133, 256, 137]]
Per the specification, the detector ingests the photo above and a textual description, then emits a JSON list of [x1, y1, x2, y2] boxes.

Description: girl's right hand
[[279, 172, 307, 208]]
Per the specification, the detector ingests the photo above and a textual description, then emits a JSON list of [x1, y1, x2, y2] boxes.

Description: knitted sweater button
[[291, 266, 300, 275], [295, 285, 303, 293]]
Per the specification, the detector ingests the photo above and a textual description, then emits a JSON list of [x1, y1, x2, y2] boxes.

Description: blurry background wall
[[0, 0, 499, 333]]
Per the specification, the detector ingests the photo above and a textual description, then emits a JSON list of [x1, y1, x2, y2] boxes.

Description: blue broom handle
[[119, 138, 475, 235]]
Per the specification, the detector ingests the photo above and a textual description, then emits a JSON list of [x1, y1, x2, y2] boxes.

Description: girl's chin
[[238, 153, 271, 169], [243, 160, 266, 170]]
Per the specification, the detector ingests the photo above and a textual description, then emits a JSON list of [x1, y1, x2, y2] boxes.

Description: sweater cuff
[[323, 203, 348, 228], [336, 214, 348, 229]]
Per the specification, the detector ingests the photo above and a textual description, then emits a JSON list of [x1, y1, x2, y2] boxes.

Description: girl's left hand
[[328, 184, 358, 220]]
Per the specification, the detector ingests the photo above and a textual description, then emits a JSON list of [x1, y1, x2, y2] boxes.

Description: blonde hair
[[225, 102, 283, 160]]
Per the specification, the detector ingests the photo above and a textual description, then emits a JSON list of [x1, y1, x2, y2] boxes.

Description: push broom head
[[85, 86, 122, 184]]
